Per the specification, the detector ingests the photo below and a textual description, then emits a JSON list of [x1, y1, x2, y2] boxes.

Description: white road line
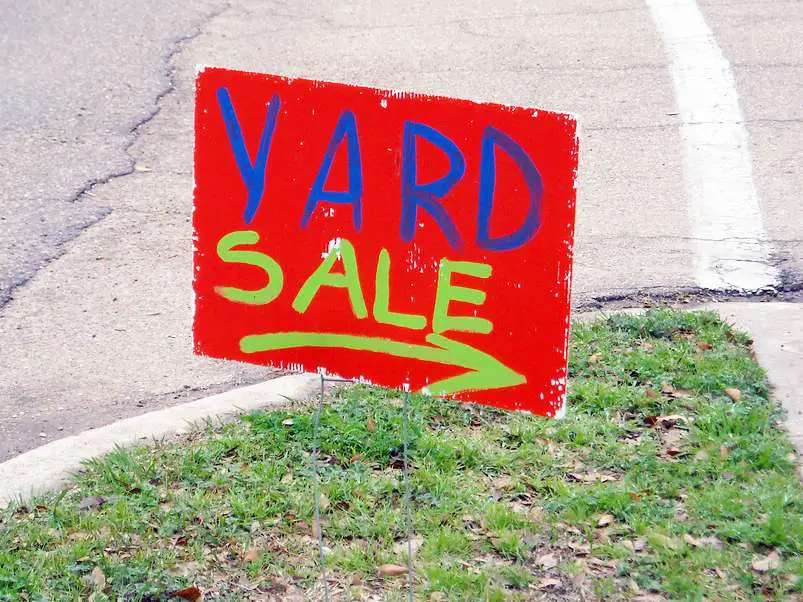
[[645, 0, 779, 291]]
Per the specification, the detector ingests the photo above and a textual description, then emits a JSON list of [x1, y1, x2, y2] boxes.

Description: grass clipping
[[1, 309, 801, 601]]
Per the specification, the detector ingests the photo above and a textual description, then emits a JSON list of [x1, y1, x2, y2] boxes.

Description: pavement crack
[[0, 4, 228, 311]]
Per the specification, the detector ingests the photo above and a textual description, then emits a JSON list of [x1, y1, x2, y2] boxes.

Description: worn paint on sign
[[194, 67, 578, 415]]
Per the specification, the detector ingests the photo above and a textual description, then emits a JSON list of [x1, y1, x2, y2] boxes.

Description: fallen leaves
[[724, 387, 742, 402], [752, 551, 781, 573], [172, 585, 204, 601], [377, 564, 408, 577], [596, 514, 614, 528], [567, 471, 618, 484], [537, 553, 558, 569], [90, 566, 106, 589], [683, 534, 723, 550], [78, 496, 106, 512]]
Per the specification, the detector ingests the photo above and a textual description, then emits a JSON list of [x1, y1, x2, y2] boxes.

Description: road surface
[[0, 0, 800, 460]]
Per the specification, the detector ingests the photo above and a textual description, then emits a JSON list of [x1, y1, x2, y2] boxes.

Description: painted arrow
[[239, 331, 526, 396]]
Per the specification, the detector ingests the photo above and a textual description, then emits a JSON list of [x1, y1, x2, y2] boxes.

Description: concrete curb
[[0, 373, 319, 508]]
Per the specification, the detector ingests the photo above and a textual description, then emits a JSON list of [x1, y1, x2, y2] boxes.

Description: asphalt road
[[0, 0, 800, 460]]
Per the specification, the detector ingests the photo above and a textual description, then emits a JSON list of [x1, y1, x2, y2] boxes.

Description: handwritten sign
[[194, 67, 578, 415]]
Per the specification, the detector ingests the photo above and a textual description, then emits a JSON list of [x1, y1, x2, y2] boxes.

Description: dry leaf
[[588, 353, 603, 364], [720, 445, 731, 459], [377, 564, 408, 577], [596, 514, 614, 528], [91, 566, 106, 589], [568, 472, 618, 484], [243, 547, 260, 563], [661, 383, 675, 395], [657, 414, 689, 428], [696, 341, 713, 351], [724, 387, 742, 402], [78, 496, 106, 512], [366, 417, 376, 432], [281, 418, 294, 426], [628, 491, 642, 502], [568, 541, 590, 556], [633, 538, 647, 552], [537, 553, 558, 569], [172, 585, 204, 601], [752, 551, 780, 573], [319, 493, 330, 512], [670, 389, 692, 399], [537, 578, 562, 589], [645, 389, 660, 399], [697, 536, 723, 550], [392, 537, 424, 557], [492, 475, 512, 490]]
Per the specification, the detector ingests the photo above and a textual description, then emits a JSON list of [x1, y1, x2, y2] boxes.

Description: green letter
[[292, 238, 368, 318], [373, 249, 427, 330], [433, 259, 493, 334], [215, 230, 283, 305]]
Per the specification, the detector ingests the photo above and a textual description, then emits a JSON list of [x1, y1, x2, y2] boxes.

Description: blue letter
[[477, 126, 543, 251], [216, 88, 280, 224], [401, 122, 465, 249], [302, 111, 363, 231]]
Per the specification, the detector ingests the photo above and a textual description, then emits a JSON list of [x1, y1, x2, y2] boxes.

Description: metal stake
[[402, 390, 414, 601], [313, 373, 330, 602]]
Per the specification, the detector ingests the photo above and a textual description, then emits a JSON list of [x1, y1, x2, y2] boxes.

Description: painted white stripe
[[645, 0, 779, 291]]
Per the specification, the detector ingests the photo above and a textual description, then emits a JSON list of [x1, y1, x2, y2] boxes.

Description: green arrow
[[239, 331, 526, 396]]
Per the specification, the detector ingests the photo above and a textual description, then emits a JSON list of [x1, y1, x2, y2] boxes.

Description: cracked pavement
[[1, 0, 801, 460]]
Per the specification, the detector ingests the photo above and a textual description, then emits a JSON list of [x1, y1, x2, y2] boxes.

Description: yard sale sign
[[193, 67, 578, 416]]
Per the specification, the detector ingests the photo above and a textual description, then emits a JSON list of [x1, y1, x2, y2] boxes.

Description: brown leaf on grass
[[724, 387, 742, 402], [90, 566, 106, 589], [537, 553, 558, 569], [588, 353, 603, 364], [568, 541, 590, 556], [392, 537, 424, 557], [645, 388, 660, 399], [366, 417, 376, 433], [628, 491, 642, 502], [172, 585, 204, 601], [537, 578, 562, 589], [684, 535, 723, 550], [670, 389, 692, 399], [78, 496, 106, 512], [567, 472, 618, 484], [243, 547, 260, 563], [596, 514, 614, 528], [720, 445, 731, 459], [377, 564, 408, 577], [696, 341, 714, 351], [656, 414, 689, 428], [752, 551, 780, 573], [661, 383, 675, 395], [492, 475, 512, 490]]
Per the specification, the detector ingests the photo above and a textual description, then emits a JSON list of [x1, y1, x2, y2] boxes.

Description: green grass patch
[[1, 308, 801, 600]]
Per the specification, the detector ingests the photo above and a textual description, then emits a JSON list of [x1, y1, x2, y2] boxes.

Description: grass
[[1, 308, 801, 601]]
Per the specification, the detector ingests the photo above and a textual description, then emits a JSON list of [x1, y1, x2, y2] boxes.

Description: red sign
[[194, 67, 577, 416]]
